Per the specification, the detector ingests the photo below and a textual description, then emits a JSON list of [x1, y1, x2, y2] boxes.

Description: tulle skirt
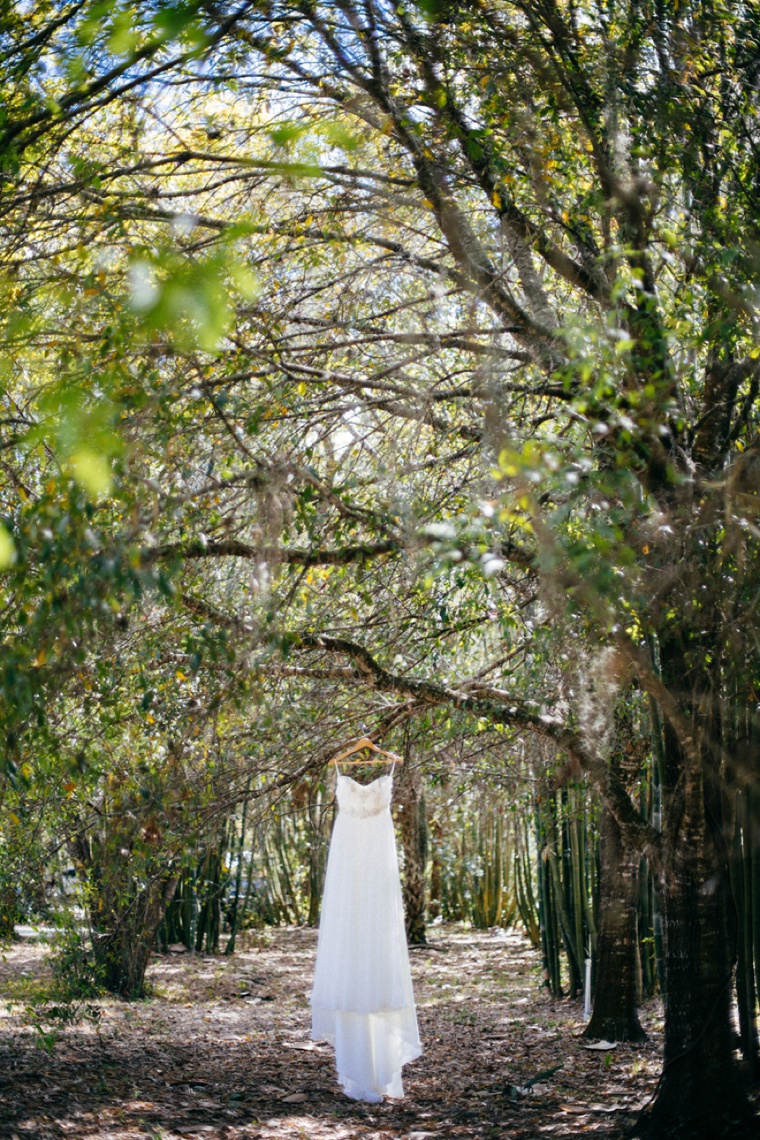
[[310, 804, 421, 1100]]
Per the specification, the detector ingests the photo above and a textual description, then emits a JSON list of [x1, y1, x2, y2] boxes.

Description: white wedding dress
[[310, 768, 422, 1102]]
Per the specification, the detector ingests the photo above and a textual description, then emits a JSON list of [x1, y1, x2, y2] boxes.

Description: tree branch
[[150, 538, 400, 567]]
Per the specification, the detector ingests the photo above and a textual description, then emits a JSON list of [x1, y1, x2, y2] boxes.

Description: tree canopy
[[2, 2, 760, 1136]]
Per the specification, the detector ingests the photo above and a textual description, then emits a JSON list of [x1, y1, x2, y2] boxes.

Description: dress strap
[[389, 757, 397, 778]]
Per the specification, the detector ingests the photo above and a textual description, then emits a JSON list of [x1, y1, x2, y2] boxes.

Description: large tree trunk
[[634, 674, 754, 1137], [586, 713, 646, 1042], [584, 796, 645, 1042], [638, 839, 749, 1136]]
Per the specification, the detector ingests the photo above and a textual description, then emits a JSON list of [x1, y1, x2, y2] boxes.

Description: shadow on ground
[[0, 926, 661, 1139]]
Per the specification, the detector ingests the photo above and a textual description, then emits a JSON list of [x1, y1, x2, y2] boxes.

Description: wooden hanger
[[330, 736, 404, 766]]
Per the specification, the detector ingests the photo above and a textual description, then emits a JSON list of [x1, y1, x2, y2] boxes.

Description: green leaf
[[269, 122, 306, 146]]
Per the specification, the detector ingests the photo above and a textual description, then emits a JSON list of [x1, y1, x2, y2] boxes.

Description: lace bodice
[[336, 773, 393, 818]]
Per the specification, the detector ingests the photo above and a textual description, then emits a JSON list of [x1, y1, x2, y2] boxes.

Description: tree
[[0, 2, 274, 996], [2, 3, 760, 1134], [173, 4, 756, 1134], [584, 701, 647, 1042]]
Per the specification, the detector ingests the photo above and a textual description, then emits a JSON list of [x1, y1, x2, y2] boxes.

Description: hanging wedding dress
[[310, 766, 422, 1102]]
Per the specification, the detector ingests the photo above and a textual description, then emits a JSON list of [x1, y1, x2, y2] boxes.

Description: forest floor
[[0, 924, 668, 1140]]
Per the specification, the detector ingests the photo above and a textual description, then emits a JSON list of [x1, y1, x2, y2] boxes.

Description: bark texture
[[638, 841, 750, 1137], [586, 718, 646, 1042], [398, 767, 427, 946], [95, 872, 179, 998], [584, 796, 646, 1042], [635, 636, 754, 1137], [71, 827, 180, 999]]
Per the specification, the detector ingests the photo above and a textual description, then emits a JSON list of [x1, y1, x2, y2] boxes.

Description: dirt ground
[[0, 925, 667, 1139]]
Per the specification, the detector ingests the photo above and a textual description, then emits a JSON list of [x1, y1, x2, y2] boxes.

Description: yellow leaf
[[69, 449, 112, 497], [0, 524, 15, 569]]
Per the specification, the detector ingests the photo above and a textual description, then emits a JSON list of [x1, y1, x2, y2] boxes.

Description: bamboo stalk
[[546, 850, 563, 995], [276, 814, 303, 925], [731, 804, 754, 1062], [225, 790, 250, 955], [559, 791, 582, 996], [546, 843, 582, 996], [569, 789, 588, 961], [580, 803, 598, 959], [751, 781, 760, 1026], [535, 797, 557, 993], [740, 787, 759, 1061]]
